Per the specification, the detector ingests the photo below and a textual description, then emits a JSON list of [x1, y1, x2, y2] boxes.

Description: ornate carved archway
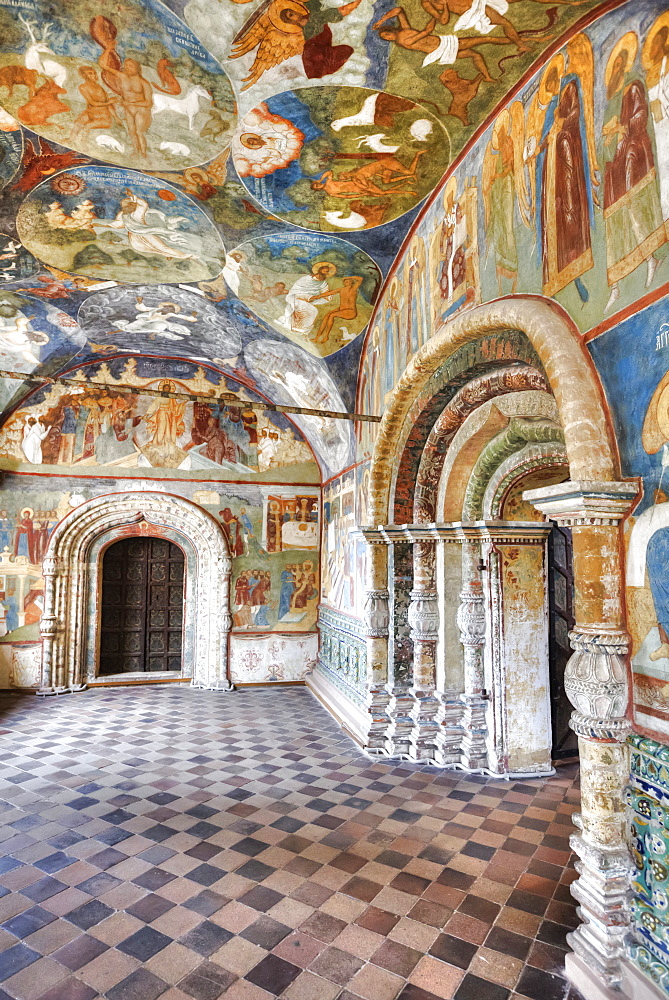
[[361, 297, 640, 991], [38, 492, 233, 693]]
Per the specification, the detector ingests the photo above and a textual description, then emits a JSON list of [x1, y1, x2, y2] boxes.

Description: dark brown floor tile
[[458, 895, 501, 924], [355, 906, 401, 935], [372, 938, 422, 977], [309, 946, 365, 985], [485, 926, 532, 961], [390, 872, 430, 896], [429, 933, 478, 969], [341, 877, 382, 903]]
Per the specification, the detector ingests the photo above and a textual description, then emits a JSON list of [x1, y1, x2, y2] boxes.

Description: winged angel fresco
[[230, 0, 365, 90], [481, 33, 599, 300]]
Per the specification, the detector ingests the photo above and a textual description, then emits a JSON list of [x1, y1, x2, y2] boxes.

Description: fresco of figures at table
[[184, 0, 601, 158], [356, 3, 669, 451], [229, 233, 381, 356], [17, 166, 226, 284], [0, 357, 319, 480], [233, 87, 448, 231], [0, 0, 236, 170]]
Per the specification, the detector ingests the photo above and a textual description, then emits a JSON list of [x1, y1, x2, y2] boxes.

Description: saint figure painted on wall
[[602, 31, 665, 312]]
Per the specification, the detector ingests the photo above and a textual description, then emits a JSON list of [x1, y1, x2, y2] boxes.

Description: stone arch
[[369, 297, 619, 526], [38, 491, 233, 694]]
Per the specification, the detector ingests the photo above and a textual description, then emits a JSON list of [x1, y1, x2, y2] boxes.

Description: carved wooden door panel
[[547, 523, 578, 759], [99, 537, 184, 675]]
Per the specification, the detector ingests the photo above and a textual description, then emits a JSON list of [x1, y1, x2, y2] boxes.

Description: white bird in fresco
[[356, 133, 399, 153], [323, 210, 367, 230]]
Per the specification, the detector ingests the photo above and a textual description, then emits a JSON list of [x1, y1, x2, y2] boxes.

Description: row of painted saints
[[359, 16, 669, 429], [0, 380, 315, 473]]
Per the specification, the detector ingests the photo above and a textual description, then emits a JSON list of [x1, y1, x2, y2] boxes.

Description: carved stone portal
[[38, 492, 233, 694]]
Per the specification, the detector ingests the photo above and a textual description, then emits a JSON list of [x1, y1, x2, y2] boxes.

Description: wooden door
[[99, 537, 184, 675], [547, 523, 578, 759]]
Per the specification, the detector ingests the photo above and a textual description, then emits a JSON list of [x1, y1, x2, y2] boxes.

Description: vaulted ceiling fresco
[[0, 0, 618, 475]]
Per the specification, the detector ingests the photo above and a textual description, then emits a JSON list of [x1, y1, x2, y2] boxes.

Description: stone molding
[[357, 522, 552, 545], [522, 480, 641, 525], [38, 492, 233, 694]]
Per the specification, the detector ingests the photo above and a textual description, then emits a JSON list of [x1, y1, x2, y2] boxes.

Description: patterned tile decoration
[[627, 734, 669, 993], [317, 606, 367, 705], [0, 686, 583, 1000]]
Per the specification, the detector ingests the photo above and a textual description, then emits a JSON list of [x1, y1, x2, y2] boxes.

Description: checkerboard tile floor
[[0, 686, 582, 1000]]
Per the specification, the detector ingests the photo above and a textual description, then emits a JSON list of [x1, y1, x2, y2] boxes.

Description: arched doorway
[[355, 297, 639, 988], [99, 536, 185, 677], [38, 491, 233, 692]]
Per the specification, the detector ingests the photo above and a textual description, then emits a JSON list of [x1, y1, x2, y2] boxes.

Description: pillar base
[[566, 953, 667, 1000], [190, 680, 235, 692], [36, 684, 85, 696]]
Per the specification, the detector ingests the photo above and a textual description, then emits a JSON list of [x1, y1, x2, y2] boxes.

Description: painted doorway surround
[[37, 491, 233, 693]]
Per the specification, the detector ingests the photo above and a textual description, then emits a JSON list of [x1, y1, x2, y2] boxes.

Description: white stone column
[[525, 481, 639, 988], [457, 538, 488, 769], [359, 530, 393, 754], [407, 536, 443, 761]]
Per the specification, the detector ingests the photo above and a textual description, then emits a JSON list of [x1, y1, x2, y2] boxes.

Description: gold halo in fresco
[[231, 86, 449, 232], [642, 12, 669, 78], [605, 31, 639, 90], [228, 233, 382, 357], [17, 166, 226, 285], [538, 53, 565, 106], [0, 0, 236, 170]]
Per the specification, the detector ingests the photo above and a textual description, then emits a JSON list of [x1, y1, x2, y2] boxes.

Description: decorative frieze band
[[356, 522, 552, 545]]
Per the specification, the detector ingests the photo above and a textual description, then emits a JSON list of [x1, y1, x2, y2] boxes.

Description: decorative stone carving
[[407, 590, 439, 642], [457, 541, 488, 770], [564, 630, 629, 734], [37, 492, 233, 694], [363, 589, 390, 638]]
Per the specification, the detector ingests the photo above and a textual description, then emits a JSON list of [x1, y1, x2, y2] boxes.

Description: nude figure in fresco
[[373, 8, 512, 82], [98, 56, 153, 158], [311, 152, 426, 199], [70, 66, 120, 143], [312, 275, 362, 344]]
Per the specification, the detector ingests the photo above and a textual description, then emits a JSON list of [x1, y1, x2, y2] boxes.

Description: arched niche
[[38, 491, 233, 694]]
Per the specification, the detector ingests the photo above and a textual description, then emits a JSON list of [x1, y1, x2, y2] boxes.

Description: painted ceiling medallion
[[0, 0, 237, 170], [231, 86, 449, 231], [227, 232, 381, 356], [17, 166, 226, 285], [78, 283, 242, 362]]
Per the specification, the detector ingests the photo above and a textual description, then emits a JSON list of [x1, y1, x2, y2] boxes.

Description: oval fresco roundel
[[231, 86, 449, 232], [78, 283, 242, 362], [0, 0, 237, 171], [228, 233, 381, 357], [16, 165, 226, 285]]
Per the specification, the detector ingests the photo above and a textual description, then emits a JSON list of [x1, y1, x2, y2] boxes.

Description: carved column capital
[[522, 480, 640, 526]]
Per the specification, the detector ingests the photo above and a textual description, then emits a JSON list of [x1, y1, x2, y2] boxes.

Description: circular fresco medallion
[[0, 0, 236, 170], [78, 283, 242, 360], [227, 232, 381, 357], [231, 86, 449, 232], [17, 165, 226, 285]]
